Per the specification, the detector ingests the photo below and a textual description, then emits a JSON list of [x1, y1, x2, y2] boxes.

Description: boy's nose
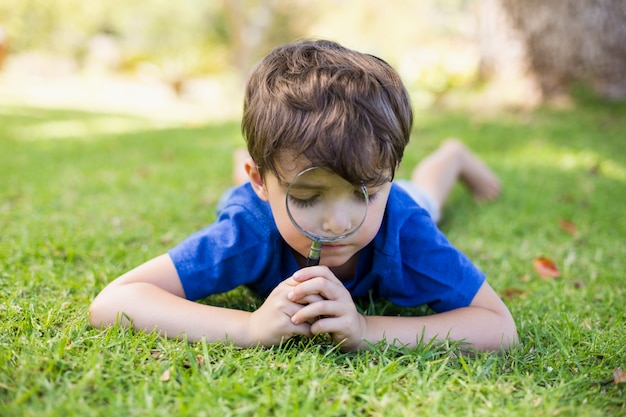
[[321, 207, 352, 236]]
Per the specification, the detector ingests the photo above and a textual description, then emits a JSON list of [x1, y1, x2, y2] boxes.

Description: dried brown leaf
[[533, 257, 560, 278], [614, 368, 626, 384], [196, 355, 204, 368], [501, 287, 526, 300], [559, 219, 578, 236], [159, 367, 172, 382]]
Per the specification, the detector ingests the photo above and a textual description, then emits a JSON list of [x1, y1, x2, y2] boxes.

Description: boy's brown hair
[[242, 39, 413, 186]]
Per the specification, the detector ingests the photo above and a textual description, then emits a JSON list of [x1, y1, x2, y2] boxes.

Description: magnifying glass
[[285, 167, 369, 266]]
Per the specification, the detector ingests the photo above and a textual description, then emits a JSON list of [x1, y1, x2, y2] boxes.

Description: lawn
[[1, 89, 625, 416]]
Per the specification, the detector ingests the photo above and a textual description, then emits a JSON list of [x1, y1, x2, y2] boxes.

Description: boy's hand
[[287, 266, 367, 352], [247, 277, 318, 347]]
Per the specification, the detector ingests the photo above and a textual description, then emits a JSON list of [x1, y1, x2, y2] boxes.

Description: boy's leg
[[216, 149, 253, 215], [410, 139, 501, 212], [233, 148, 252, 185]]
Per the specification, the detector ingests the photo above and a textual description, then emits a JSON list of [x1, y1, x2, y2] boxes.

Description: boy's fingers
[[291, 266, 340, 284], [291, 293, 325, 305], [291, 300, 341, 325], [282, 301, 305, 318], [281, 276, 302, 287], [289, 277, 340, 302], [290, 322, 313, 337]]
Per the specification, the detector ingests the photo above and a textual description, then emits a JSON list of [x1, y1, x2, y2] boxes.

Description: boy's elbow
[[88, 296, 109, 328], [500, 330, 519, 352], [497, 313, 519, 351], [473, 318, 518, 354], [89, 291, 123, 329]]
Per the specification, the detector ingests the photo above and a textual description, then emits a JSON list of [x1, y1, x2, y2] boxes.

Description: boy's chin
[[320, 251, 359, 269], [319, 257, 350, 267]]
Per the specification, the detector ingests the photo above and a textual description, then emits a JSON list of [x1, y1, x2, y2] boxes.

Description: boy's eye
[[354, 188, 379, 204], [353, 189, 369, 202], [287, 194, 320, 208]]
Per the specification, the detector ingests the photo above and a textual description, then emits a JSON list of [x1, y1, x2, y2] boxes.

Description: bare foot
[[449, 139, 501, 202], [233, 148, 252, 185], [410, 138, 502, 212]]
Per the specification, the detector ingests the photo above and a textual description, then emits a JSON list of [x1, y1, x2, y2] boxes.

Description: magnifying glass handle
[[306, 241, 322, 267]]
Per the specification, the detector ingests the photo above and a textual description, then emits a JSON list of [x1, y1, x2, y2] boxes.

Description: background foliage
[[0, 0, 480, 102], [3, 0, 625, 102]]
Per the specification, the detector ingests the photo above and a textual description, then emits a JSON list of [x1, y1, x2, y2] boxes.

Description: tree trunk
[[477, 0, 626, 100]]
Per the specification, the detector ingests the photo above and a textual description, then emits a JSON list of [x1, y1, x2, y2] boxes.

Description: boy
[[90, 39, 517, 352]]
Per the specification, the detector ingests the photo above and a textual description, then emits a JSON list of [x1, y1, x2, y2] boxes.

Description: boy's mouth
[[321, 243, 347, 251]]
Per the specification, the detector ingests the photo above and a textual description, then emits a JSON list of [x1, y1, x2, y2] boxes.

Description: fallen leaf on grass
[[501, 287, 526, 300], [533, 257, 560, 278], [559, 219, 578, 236], [159, 367, 173, 382], [270, 362, 290, 369], [136, 167, 151, 179], [614, 368, 626, 384]]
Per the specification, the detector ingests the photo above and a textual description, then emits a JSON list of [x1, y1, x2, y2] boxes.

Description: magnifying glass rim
[[285, 166, 369, 244]]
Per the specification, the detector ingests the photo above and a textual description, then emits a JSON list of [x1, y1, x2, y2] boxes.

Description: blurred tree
[[0, 0, 314, 80], [0, 26, 7, 69], [221, 0, 315, 80], [477, 0, 626, 100]]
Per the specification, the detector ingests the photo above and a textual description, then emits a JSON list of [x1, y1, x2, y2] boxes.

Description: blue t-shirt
[[169, 183, 485, 312]]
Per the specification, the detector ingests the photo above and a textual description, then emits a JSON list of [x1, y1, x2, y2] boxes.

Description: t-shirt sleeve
[[375, 196, 486, 312], [168, 202, 274, 301]]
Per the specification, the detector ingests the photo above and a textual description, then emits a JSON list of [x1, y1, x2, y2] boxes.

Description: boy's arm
[[359, 281, 518, 352], [289, 267, 518, 352], [89, 254, 313, 346]]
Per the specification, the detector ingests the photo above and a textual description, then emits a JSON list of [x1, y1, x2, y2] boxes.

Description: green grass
[[1, 90, 625, 416]]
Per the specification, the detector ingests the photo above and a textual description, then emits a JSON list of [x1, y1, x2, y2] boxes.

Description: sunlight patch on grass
[[10, 117, 158, 141], [511, 141, 626, 182]]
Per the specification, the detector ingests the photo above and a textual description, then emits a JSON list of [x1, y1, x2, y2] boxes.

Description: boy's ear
[[246, 159, 269, 201]]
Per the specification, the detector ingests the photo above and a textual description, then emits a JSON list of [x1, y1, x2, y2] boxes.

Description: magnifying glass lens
[[285, 167, 368, 266]]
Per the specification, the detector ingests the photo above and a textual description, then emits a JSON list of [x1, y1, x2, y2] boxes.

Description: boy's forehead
[[273, 152, 313, 184], [270, 150, 393, 187]]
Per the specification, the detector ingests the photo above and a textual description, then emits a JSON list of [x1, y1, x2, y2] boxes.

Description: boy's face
[[248, 157, 391, 269]]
